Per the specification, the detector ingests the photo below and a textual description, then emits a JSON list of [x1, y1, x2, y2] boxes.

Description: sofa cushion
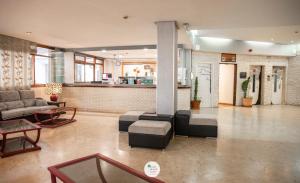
[[4, 101, 25, 110], [23, 99, 36, 107], [0, 90, 20, 102], [119, 111, 145, 122], [1, 108, 25, 120], [129, 120, 171, 136], [190, 114, 218, 126], [0, 102, 7, 111], [36, 99, 48, 106], [23, 105, 57, 116], [19, 90, 35, 100]]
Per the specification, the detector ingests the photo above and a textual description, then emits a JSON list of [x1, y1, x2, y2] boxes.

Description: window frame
[[74, 53, 104, 83], [31, 45, 54, 87]]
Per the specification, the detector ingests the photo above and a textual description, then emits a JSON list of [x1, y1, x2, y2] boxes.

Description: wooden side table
[[47, 101, 66, 107]]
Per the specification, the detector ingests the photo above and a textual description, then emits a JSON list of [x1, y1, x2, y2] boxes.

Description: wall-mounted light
[[195, 44, 201, 50]]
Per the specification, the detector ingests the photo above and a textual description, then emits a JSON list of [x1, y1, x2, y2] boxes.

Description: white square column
[[156, 21, 178, 115]]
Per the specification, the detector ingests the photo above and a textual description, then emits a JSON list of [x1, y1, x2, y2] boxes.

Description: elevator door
[[249, 66, 262, 104], [193, 63, 212, 107], [271, 67, 283, 104]]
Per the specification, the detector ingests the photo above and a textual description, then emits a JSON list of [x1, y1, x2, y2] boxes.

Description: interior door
[[193, 63, 212, 107], [271, 67, 283, 104]]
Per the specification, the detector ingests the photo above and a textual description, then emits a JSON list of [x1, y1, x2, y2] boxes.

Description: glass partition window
[[85, 65, 94, 82], [75, 64, 85, 82], [95, 65, 103, 81], [32, 46, 53, 85], [86, 57, 94, 63], [34, 56, 50, 84], [74, 53, 104, 82]]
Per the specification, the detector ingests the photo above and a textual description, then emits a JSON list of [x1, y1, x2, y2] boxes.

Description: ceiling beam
[[66, 44, 184, 52]]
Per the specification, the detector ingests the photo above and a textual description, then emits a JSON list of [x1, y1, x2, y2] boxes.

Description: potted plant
[[241, 77, 252, 107], [191, 77, 201, 109]]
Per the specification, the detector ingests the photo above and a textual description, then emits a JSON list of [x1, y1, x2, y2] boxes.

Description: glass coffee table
[[48, 153, 165, 183], [0, 119, 41, 158], [34, 107, 77, 128]]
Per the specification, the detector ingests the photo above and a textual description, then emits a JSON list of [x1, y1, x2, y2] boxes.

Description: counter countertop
[[63, 83, 191, 89]]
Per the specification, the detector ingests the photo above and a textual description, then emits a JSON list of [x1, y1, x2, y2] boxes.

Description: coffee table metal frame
[[48, 153, 165, 183], [34, 107, 77, 128], [0, 119, 41, 158]]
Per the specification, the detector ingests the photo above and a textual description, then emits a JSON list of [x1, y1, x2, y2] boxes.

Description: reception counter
[[33, 84, 191, 113]]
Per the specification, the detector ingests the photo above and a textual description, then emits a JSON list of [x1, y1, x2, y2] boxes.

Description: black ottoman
[[119, 111, 145, 132], [128, 120, 172, 149], [174, 110, 191, 136], [128, 114, 174, 149], [189, 114, 218, 138]]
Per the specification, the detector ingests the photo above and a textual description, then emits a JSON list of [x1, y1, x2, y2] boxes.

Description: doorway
[[218, 63, 237, 105], [193, 63, 213, 107], [271, 66, 286, 105]]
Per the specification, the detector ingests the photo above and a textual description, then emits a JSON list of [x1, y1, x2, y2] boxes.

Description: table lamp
[[46, 83, 62, 102]]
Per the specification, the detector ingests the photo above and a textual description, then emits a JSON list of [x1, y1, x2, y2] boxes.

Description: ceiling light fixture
[[245, 40, 274, 46], [144, 48, 148, 51], [26, 32, 32, 35], [183, 23, 190, 31], [101, 49, 107, 53]]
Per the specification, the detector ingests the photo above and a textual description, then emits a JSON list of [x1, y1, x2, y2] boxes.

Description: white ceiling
[[190, 26, 300, 44], [84, 49, 157, 60], [0, 0, 300, 48]]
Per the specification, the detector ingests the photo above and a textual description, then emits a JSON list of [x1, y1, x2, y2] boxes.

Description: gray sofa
[[0, 90, 57, 121]]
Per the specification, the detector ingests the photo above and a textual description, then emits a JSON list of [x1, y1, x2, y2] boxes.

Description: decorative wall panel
[[0, 34, 35, 90]]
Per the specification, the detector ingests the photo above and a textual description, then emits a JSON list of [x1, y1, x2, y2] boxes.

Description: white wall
[[219, 64, 235, 104], [191, 51, 289, 106], [194, 38, 296, 56], [236, 55, 289, 105], [192, 51, 220, 107], [287, 55, 300, 105]]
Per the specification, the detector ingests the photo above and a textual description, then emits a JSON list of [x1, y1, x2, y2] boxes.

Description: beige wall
[[236, 55, 288, 105], [33, 87, 190, 113], [287, 56, 300, 105], [192, 51, 289, 106]]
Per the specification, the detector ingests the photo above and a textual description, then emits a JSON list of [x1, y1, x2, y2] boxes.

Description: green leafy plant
[[242, 77, 250, 98], [193, 77, 200, 101]]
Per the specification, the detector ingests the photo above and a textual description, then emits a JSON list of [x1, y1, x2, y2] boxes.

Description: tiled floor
[[1, 105, 300, 183]]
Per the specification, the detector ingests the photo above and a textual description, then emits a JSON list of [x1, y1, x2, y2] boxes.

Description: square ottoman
[[128, 120, 172, 149], [189, 114, 218, 138], [119, 111, 145, 132], [174, 110, 191, 136]]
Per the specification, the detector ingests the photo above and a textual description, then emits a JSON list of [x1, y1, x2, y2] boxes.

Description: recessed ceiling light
[[101, 49, 107, 53], [26, 32, 32, 35]]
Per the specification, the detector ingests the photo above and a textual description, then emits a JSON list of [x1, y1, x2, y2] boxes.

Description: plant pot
[[191, 100, 201, 110], [242, 98, 252, 107]]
